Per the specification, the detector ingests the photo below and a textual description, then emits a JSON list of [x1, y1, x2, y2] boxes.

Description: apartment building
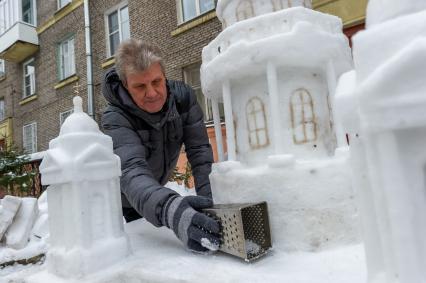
[[0, 0, 366, 158]]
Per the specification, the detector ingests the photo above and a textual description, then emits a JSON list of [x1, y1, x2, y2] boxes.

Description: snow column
[[326, 60, 344, 147], [266, 61, 284, 154], [222, 80, 236, 161], [211, 98, 224, 161]]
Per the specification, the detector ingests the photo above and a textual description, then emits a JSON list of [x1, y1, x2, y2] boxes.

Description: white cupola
[[39, 96, 129, 278]]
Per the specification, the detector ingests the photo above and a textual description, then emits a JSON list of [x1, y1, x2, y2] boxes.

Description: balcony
[[0, 0, 39, 62]]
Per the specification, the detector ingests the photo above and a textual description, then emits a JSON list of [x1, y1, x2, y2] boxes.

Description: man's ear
[[122, 79, 128, 89]]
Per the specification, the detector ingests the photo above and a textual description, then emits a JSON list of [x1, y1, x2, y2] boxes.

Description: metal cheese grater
[[203, 202, 272, 262]]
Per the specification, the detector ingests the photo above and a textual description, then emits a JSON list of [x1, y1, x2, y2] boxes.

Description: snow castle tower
[[39, 97, 129, 278], [201, 1, 359, 252], [335, 1, 426, 282]]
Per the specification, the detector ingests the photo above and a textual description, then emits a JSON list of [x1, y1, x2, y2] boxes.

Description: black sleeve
[[182, 88, 214, 199], [101, 109, 178, 227]]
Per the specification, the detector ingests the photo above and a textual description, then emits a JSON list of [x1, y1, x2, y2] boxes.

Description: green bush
[[0, 145, 36, 196]]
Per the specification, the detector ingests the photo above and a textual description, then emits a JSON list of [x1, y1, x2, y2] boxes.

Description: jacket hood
[[102, 68, 177, 130]]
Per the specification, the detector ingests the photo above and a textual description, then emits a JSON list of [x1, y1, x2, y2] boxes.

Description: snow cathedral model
[[39, 96, 130, 278], [335, 0, 426, 282], [201, 0, 360, 252]]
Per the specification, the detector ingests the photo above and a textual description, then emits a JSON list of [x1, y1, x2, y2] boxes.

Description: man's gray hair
[[115, 39, 165, 85]]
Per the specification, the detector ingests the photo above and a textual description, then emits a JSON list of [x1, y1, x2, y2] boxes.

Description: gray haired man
[[101, 39, 220, 253]]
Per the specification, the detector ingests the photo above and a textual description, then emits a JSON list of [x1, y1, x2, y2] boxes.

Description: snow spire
[[73, 96, 83, 113]]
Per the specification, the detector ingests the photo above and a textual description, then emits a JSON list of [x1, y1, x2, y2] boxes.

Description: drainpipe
[[84, 0, 95, 119]]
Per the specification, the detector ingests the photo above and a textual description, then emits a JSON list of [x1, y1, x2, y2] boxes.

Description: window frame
[[23, 122, 37, 154], [60, 109, 73, 126], [57, 35, 76, 81], [0, 59, 5, 77], [104, 1, 130, 58], [57, 0, 71, 10], [23, 57, 36, 99], [177, 0, 216, 24], [21, 0, 37, 26], [290, 88, 317, 144], [183, 63, 224, 124], [246, 97, 269, 149], [0, 98, 5, 121]]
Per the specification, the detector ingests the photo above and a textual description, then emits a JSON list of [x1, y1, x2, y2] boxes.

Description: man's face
[[125, 62, 167, 113]]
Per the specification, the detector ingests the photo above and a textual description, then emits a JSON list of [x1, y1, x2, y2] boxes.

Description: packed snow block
[[5, 197, 39, 249], [0, 196, 22, 240], [31, 213, 49, 240], [37, 191, 48, 215]]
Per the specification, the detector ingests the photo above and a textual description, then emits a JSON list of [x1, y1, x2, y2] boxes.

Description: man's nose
[[146, 84, 157, 98]]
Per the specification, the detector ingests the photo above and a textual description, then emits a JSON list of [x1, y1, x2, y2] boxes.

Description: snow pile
[[0, 195, 44, 253], [6, 218, 365, 283], [0, 196, 22, 240], [0, 193, 48, 274]]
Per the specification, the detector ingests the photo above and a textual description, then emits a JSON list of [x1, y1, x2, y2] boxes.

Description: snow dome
[[39, 97, 129, 278], [202, 0, 359, 252]]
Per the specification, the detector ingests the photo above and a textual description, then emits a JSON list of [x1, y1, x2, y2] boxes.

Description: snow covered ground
[[3, 217, 366, 283], [0, 182, 366, 282]]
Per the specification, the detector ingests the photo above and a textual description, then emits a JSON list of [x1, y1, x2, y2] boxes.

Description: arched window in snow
[[246, 97, 269, 149], [290, 88, 317, 144], [236, 0, 254, 21]]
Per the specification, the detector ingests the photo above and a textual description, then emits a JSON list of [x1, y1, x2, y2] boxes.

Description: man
[[102, 39, 220, 253]]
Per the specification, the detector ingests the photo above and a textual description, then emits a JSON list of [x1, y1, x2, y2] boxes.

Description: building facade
[[0, 0, 366, 161]]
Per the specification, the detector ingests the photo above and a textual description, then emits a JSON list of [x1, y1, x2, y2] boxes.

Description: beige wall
[[313, 0, 368, 28]]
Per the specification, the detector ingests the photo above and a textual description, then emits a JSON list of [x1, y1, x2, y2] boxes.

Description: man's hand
[[162, 196, 221, 253]]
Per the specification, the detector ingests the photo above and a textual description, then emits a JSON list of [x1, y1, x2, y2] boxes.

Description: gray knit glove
[[162, 195, 221, 253]]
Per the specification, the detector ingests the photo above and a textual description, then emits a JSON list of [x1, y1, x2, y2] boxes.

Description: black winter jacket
[[101, 69, 213, 227]]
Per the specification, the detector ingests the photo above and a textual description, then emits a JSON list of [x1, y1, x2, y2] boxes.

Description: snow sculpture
[[39, 96, 129, 278], [201, 1, 359, 252], [219, 0, 312, 28], [335, 1, 426, 282]]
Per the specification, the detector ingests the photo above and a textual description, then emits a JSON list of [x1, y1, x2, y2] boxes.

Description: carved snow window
[[246, 97, 269, 149], [236, 0, 254, 21], [290, 88, 317, 144]]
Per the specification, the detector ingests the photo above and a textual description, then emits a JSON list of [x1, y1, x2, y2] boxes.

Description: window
[[0, 99, 4, 121], [23, 58, 35, 98], [290, 88, 317, 144], [58, 36, 76, 80], [23, 122, 37, 154], [183, 63, 224, 123], [22, 0, 36, 25], [246, 97, 269, 149], [0, 59, 5, 77], [179, 0, 216, 23], [106, 3, 130, 57], [58, 0, 71, 9], [236, 0, 254, 21], [60, 109, 73, 126]]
